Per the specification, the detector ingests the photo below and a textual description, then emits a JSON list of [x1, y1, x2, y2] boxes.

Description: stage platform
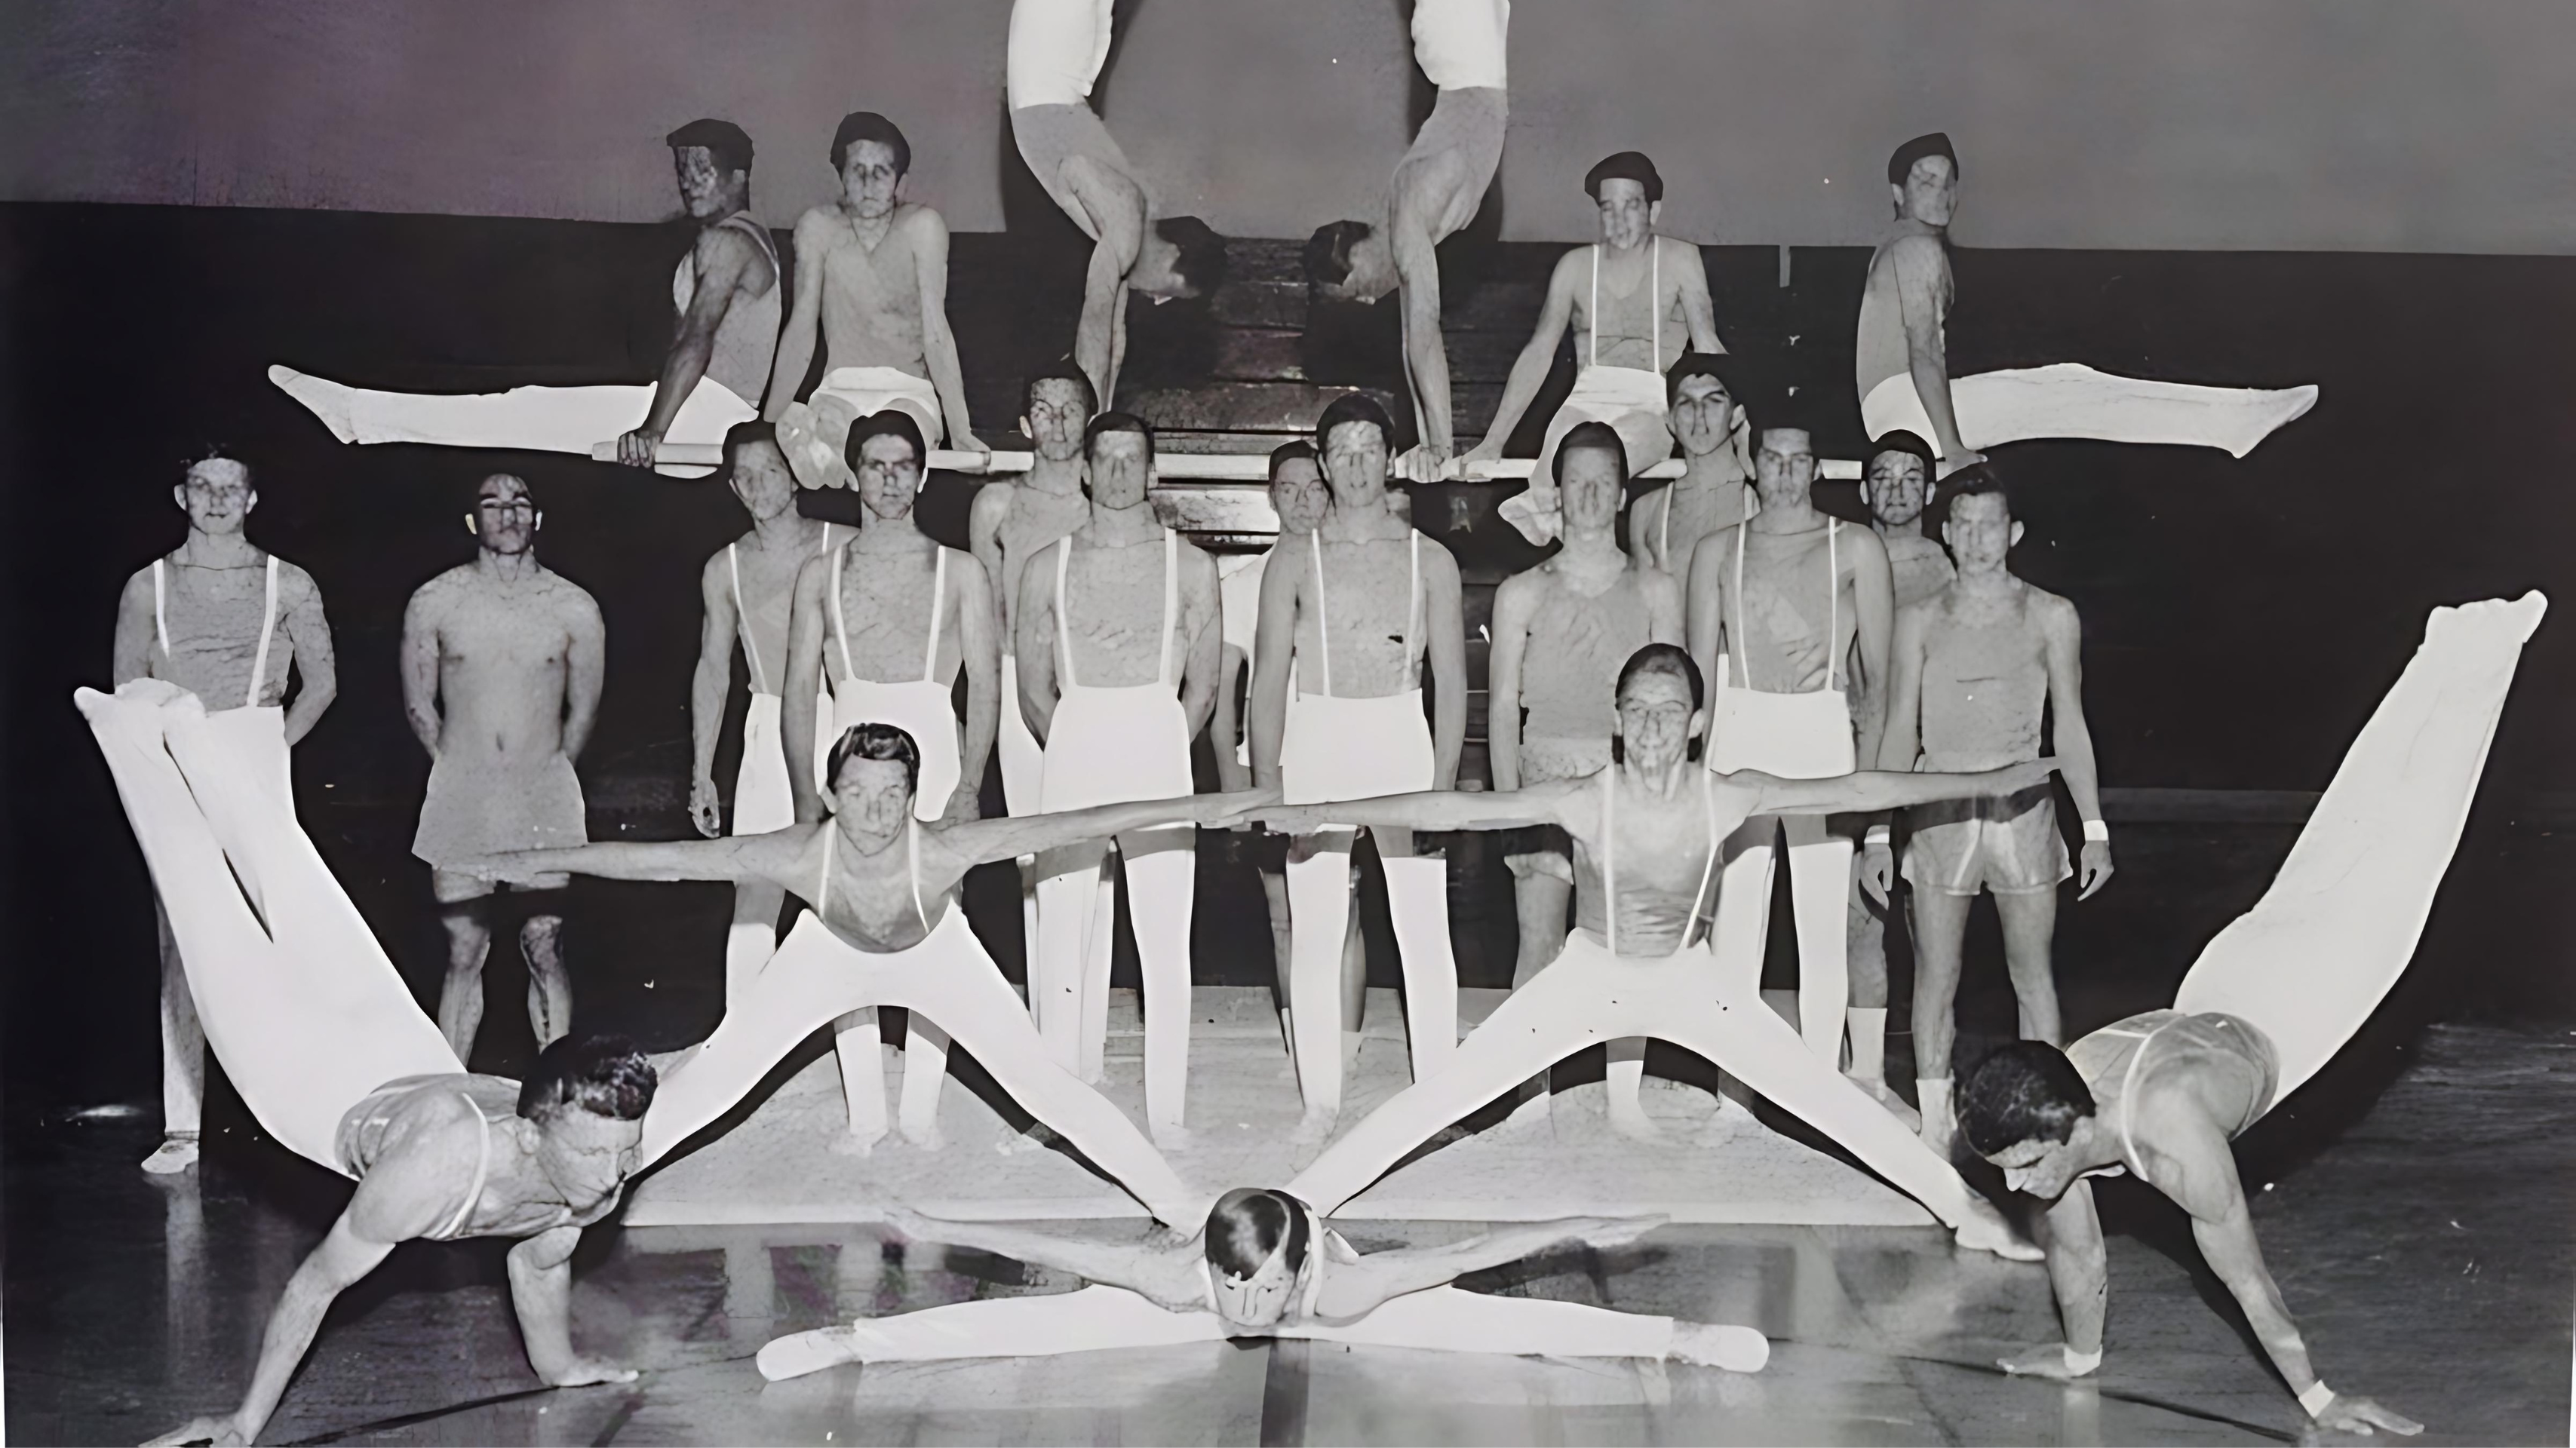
[[623, 986, 1938, 1229]]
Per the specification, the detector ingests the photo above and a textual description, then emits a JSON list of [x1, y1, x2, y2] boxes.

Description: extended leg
[[1994, 888, 2063, 1046], [1504, 859, 1573, 1126], [1378, 827, 1457, 1083], [1908, 886, 1973, 1154], [1078, 869, 1116, 1084], [1121, 827, 1197, 1141], [834, 1008, 891, 1153], [1286, 830, 1359, 1137], [147, 897, 204, 1174], [1031, 841, 1109, 1072], [897, 1013, 951, 1149], [1949, 364, 2319, 459], [267, 369, 751, 475], [757, 1285, 1226, 1379], [724, 879, 786, 1008], [1844, 876, 1916, 1129], [1783, 814, 1853, 1063], [518, 903, 573, 1048], [1708, 818, 1779, 999], [1299, 1285, 1763, 1370]]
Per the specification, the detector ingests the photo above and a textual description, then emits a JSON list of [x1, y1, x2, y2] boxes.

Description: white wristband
[[1864, 826, 1892, 848], [2298, 1381, 2336, 1419], [2062, 1345, 2102, 1376], [2081, 818, 2109, 844]]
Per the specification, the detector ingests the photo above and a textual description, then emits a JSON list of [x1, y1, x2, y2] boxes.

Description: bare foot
[[1670, 1322, 1770, 1373]]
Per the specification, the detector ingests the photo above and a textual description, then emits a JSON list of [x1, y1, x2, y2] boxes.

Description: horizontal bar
[[590, 440, 1862, 483]]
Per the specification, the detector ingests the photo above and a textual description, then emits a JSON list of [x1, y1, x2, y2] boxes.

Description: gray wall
[[8, 0, 2572, 250]]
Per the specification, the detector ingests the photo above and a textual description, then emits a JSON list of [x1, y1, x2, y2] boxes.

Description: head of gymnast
[[754, 1192, 1767, 1380], [146, 1037, 659, 1448], [1959, 1041, 2423, 1434]]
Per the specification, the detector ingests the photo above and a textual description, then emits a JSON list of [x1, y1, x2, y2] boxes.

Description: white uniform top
[[1007, 0, 1115, 109], [1412, 0, 1509, 90]]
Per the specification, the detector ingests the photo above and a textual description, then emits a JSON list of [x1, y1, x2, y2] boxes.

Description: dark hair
[[1961, 1041, 2095, 1156], [830, 111, 911, 176], [1616, 643, 1704, 713], [518, 1034, 656, 1121], [666, 118, 754, 176], [1083, 410, 1155, 466], [1022, 358, 1098, 419], [1934, 462, 2011, 531], [1316, 393, 1395, 456], [1552, 419, 1628, 486], [181, 447, 250, 483], [1888, 131, 1958, 187], [1583, 150, 1664, 204], [824, 722, 922, 796], [1205, 1187, 1311, 1279], [1155, 216, 1230, 297], [1868, 431, 1936, 476], [722, 419, 783, 474], [1267, 439, 1319, 483], [1665, 351, 1742, 410], [846, 410, 926, 474], [1303, 219, 1374, 289]]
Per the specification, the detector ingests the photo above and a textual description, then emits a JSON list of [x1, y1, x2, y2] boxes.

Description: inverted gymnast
[[754, 1192, 1768, 1381], [470, 721, 1260, 1225], [1303, 0, 1510, 483], [1630, 352, 1758, 584], [1006, 0, 1227, 405], [146, 1038, 659, 1448], [1469, 151, 1729, 545], [686, 421, 843, 1002], [1857, 131, 2317, 471], [767, 111, 988, 492], [270, 118, 779, 479], [1257, 643, 2047, 1261]]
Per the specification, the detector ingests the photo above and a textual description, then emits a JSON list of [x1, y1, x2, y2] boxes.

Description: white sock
[[1846, 1008, 1887, 1084]]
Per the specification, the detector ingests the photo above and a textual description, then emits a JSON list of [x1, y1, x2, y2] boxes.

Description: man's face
[[1668, 375, 1737, 459], [831, 755, 916, 842], [839, 140, 904, 219], [1085, 429, 1153, 511], [1211, 1241, 1298, 1330], [1895, 155, 1958, 228], [1558, 445, 1626, 534], [1863, 450, 1930, 528], [535, 1107, 645, 1203], [1320, 420, 1388, 504], [1613, 668, 1702, 769], [1942, 491, 2020, 574], [175, 459, 254, 537], [729, 439, 799, 520], [672, 145, 733, 220], [474, 475, 539, 555], [1986, 1133, 2085, 1203], [853, 434, 923, 521], [1753, 429, 1816, 508], [1268, 457, 1329, 535], [1595, 178, 1656, 250], [1022, 379, 1091, 463]]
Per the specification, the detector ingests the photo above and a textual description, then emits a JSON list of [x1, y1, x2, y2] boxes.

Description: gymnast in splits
[[756, 1192, 1767, 1379], [1259, 644, 2046, 1259]]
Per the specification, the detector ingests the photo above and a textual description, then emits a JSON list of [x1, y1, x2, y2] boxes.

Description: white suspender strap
[[1588, 245, 1600, 370], [1825, 520, 1839, 694], [907, 821, 931, 933], [1731, 524, 1750, 692], [923, 548, 949, 683], [1650, 238, 1661, 373], [438, 1096, 490, 1239], [817, 824, 837, 916], [1659, 486, 1672, 564], [1309, 537, 1334, 696], [1157, 529, 1177, 688], [246, 556, 278, 709], [1405, 532, 1421, 684], [1054, 539, 1077, 688], [829, 545, 857, 683], [729, 544, 769, 695], [152, 560, 170, 658]]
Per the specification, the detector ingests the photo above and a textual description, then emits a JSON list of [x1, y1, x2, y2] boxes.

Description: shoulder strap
[[152, 559, 169, 658], [907, 821, 931, 933], [829, 544, 856, 682], [1587, 245, 1600, 369], [1309, 535, 1333, 696], [1650, 237, 1661, 373], [1405, 532, 1422, 685], [1659, 486, 1672, 563], [729, 544, 769, 694], [1158, 529, 1178, 688], [1731, 524, 1751, 692], [1824, 520, 1839, 694], [923, 548, 949, 682], [817, 824, 837, 917], [1054, 538, 1077, 688], [246, 555, 278, 708], [722, 210, 779, 268]]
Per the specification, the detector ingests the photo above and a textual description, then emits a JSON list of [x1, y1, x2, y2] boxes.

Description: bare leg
[[724, 879, 786, 1008], [434, 896, 493, 1065], [1844, 878, 1916, 1128], [1286, 829, 1359, 1140], [834, 1008, 891, 1155], [1377, 826, 1458, 1083], [1908, 886, 1973, 1155], [1994, 888, 2063, 1047], [1262, 867, 1292, 1049], [146, 897, 204, 1173], [757, 1284, 1227, 1379], [1122, 827, 1197, 1143], [520, 910, 572, 1048]]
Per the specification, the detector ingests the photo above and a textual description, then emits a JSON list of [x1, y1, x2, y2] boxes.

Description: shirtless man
[[1465, 152, 1727, 546], [1303, 0, 1509, 483], [404, 474, 604, 1063], [1007, 0, 1229, 406], [1015, 413, 1221, 1141], [273, 119, 778, 480], [1856, 132, 2315, 472], [112, 452, 337, 1174], [1871, 469, 2111, 1154], [970, 361, 1099, 821], [1254, 645, 2045, 1261], [1686, 422, 1893, 1072], [1250, 394, 1468, 1142], [144, 1037, 656, 1448], [757, 1192, 1767, 1379], [1630, 352, 1758, 587], [687, 422, 843, 1002], [1487, 423, 1683, 1137], [768, 112, 987, 492]]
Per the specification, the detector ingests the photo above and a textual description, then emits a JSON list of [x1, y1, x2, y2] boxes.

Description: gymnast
[[471, 722, 1257, 1226], [1260, 643, 2046, 1261], [1303, 0, 1510, 483], [271, 119, 778, 479], [1630, 353, 1758, 586], [1857, 131, 2317, 471], [1006, 0, 1228, 405], [754, 1192, 1767, 1379], [144, 1038, 659, 1448], [1467, 151, 1729, 545], [969, 360, 1100, 822], [767, 112, 988, 492]]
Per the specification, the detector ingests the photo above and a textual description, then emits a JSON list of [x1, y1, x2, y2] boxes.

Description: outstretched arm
[[1739, 759, 2056, 817], [1255, 777, 1580, 838], [624, 223, 761, 464], [143, 1218, 397, 1446], [464, 833, 780, 888], [884, 1207, 1205, 1311], [942, 787, 1268, 867], [910, 211, 987, 455], [508, 1226, 637, 1387], [1466, 255, 1577, 461], [1316, 1215, 1664, 1320]]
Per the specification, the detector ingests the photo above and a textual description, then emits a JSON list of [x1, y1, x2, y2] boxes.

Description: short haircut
[[1267, 439, 1319, 483], [517, 1034, 657, 1121], [182, 446, 250, 483], [722, 419, 782, 473], [1205, 1187, 1312, 1280], [1888, 131, 1958, 186], [1552, 419, 1629, 486], [1303, 219, 1374, 289], [1936, 462, 2011, 529], [1584, 150, 1664, 204], [1665, 351, 1743, 410], [1022, 358, 1098, 419], [1156, 216, 1230, 297], [1316, 393, 1395, 455], [1868, 431, 1936, 476], [1960, 1041, 2095, 1156], [1616, 642, 1703, 712], [846, 409, 926, 474], [830, 111, 910, 175], [1084, 410, 1155, 465], [824, 722, 921, 796], [666, 118, 754, 176]]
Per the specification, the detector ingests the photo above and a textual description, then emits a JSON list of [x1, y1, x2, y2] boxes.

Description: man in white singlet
[[112, 452, 337, 1175], [1006, 0, 1228, 406], [1871, 468, 2111, 1155], [144, 1038, 657, 1448], [1630, 353, 1758, 587], [1256, 645, 2046, 1262], [767, 112, 988, 492], [781, 411, 999, 1152], [970, 362, 1099, 821], [757, 1190, 1767, 1379], [272, 120, 780, 480], [1249, 394, 1469, 1144], [1466, 152, 1730, 545], [1015, 413, 1221, 1143], [1303, 0, 1510, 483], [687, 422, 843, 1003]]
